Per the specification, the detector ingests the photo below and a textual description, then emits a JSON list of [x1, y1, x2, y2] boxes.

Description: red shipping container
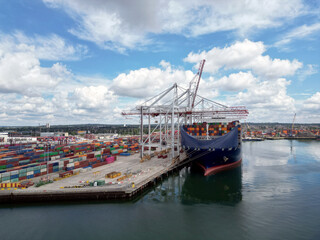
[[34, 173, 41, 177], [0, 160, 7, 165], [19, 176, 27, 181]]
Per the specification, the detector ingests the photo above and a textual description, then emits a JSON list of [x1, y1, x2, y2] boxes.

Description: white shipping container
[[67, 163, 74, 168], [10, 170, 19, 175], [27, 171, 34, 176], [94, 151, 101, 156], [2, 172, 10, 177], [40, 168, 47, 173]]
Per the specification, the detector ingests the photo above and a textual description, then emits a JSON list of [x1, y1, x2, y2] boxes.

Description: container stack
[[0, 136, 141, 183], [184, 121, 240, 137]]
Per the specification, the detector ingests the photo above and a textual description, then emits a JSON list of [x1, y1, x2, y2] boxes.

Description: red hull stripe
[[197, 159, 242, 176]]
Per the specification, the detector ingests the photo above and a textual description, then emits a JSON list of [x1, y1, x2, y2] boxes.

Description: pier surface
[[0, 152, 188, 203]]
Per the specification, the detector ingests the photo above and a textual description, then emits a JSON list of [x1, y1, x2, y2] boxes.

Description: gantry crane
[[122, 59, 248, 160]]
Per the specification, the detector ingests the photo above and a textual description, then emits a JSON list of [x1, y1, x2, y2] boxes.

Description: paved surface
[[0, 151, 185, 196]]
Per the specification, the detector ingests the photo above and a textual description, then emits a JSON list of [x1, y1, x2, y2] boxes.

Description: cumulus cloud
[[0, 84, 120, 125], [225, 78, 296, 122], [73, 85, 118, 111], [0, 31, 87, 95], [211, 71, 257, 92], [111, 61, 194, 98], [303, 92, 320, 111], [232, 78, 294, 110], [184, 39, 302, 79], [43, 0, 306, 52], [0, 50, 71, 95]]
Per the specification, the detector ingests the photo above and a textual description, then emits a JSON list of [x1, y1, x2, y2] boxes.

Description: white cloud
[[43, 0, 306, 52], [298, 64, 318, 81], [0, 31, 87, 61], [232, 78, 295, 110], [111, 61, 194, 98], [0, 50, 70, 95], [225, 78, 297, 122], [303, 92, 320, 111], [184, 39, 302, 79], [73, 85, 118, 111], [274, 23, 320, 47], [211, 71, 257, 92]]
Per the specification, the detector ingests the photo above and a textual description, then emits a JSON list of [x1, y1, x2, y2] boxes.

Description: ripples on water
[[1, 140, 320, 240]]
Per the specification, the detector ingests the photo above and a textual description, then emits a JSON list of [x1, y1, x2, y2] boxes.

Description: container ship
[[181, 121, 242, 176]]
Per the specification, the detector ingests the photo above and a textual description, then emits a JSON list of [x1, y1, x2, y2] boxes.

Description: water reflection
[[143, 165, 242, 206], [181, 166, 242, 205]]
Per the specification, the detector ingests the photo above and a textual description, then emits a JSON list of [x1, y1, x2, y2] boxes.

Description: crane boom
[[190, 59, 206, 109], [291, 113, 296, 136]]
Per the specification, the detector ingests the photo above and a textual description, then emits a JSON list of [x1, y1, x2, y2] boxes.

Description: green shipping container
[[19, 169, 27, 174], [10, 178, 19, 183], [0, 165, 6, 170], [97, 180, 105, 186], [19, 173, 27, 177], [2, 176, 10, 181]]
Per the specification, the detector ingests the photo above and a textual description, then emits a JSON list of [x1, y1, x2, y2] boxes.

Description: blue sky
[[0, 0, 319, 125]]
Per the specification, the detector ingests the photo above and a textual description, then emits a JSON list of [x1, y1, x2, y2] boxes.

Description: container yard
[[0, 136, 190, 203]]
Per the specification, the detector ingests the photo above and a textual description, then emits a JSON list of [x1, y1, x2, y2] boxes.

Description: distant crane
[[291, 113, 296, 137]]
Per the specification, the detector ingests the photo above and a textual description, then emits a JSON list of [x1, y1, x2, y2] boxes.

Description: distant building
[[40, 132, 55, 137], [40, 132, 68, 137]]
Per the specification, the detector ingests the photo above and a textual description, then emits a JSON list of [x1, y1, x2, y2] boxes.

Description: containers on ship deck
[[184, 121, 240, 137]]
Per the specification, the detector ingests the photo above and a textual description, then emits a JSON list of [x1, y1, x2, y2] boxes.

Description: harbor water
[[1, 140, 320, 240]]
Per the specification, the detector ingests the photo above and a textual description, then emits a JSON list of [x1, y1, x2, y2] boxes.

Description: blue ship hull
[[187, 147, 242, 176], [181, 124, 242, 176]]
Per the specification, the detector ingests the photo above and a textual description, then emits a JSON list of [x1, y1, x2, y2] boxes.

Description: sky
[[0, 0, 319, 126]]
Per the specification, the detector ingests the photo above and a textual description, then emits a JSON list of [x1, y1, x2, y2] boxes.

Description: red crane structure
[[122, 59, 248, 159]]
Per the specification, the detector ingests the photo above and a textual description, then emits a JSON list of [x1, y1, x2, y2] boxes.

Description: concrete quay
[[0, 152, 190, 203]]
